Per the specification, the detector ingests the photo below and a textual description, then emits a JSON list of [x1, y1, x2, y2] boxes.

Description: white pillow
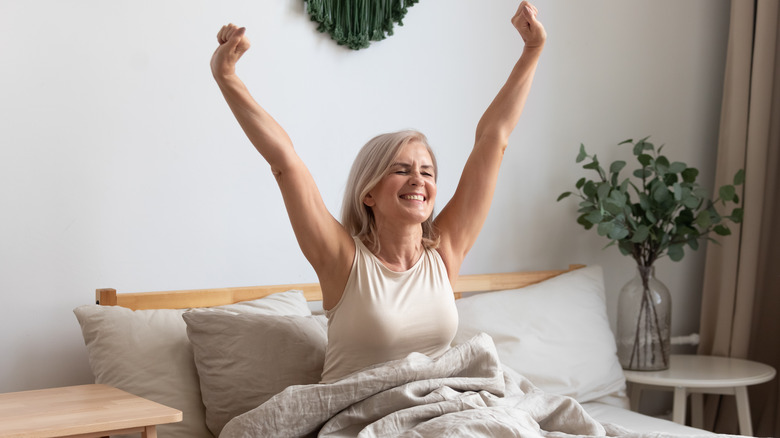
[[73, 290, 311, 438], [183, 313, 328, 436], [452, 265, 625, 403]]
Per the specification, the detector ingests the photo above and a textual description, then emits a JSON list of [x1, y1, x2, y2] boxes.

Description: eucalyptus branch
[[558, 138, 744, 265]]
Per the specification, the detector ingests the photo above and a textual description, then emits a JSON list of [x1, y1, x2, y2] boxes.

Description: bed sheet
[[582, 402, 716, 436]]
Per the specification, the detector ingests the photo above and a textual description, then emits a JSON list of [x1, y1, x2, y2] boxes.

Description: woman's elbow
[[474, 131, 510, 154]]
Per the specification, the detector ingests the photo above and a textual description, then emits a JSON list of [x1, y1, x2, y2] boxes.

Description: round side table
[[623, 355, 776, 436]]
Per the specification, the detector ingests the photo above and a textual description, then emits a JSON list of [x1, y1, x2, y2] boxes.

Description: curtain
[[698, 0, 780, 435]]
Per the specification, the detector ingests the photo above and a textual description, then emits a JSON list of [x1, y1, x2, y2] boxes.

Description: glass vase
[[616, 265, 671, 371]]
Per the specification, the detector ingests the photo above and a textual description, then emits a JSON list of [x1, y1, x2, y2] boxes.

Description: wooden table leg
[[691, 393, 704, 429], [672, 386, 688, 425], [735, 386, 753, 436], [142, 425, 157, 438]]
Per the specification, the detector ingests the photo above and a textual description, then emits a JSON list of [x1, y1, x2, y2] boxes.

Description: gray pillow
[[183, 312, 327, 437]]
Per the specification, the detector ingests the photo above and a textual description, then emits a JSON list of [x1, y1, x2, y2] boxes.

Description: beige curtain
[[698, 0, 780, 435]]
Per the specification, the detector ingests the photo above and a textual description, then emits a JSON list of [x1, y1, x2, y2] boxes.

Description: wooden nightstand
[[624, 354, 776, 436], [0, 384, 182, 437]]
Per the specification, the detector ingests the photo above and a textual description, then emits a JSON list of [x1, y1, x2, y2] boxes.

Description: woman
[[211, 1, 546, 383]]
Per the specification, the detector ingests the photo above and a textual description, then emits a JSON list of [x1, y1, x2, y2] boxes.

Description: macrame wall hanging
[[304, 0, 420, 50]]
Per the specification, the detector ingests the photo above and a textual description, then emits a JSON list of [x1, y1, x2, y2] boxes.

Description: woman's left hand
[[512, 1, 546, 49]]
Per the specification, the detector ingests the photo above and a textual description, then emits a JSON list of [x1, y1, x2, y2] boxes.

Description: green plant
[[557, 137, 744, 269]]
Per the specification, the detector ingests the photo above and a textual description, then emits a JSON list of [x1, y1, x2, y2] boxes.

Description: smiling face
[[363, 140, 437, 228]]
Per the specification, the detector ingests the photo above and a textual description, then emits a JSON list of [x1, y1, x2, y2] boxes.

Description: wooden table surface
[[0, 384, 182, 438]]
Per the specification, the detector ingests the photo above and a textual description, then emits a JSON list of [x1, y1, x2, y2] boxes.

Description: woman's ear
[[363, 193, 375, 207]]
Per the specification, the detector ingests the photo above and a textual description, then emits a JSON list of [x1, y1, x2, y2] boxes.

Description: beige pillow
[[183, 312, 327, 437], [73, 290, 311, 438]]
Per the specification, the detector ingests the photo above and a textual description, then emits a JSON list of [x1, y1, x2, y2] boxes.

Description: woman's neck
[[370, 226, 424, 271]]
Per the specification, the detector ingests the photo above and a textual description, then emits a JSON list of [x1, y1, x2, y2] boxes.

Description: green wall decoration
[[304, 0, 420, 50]]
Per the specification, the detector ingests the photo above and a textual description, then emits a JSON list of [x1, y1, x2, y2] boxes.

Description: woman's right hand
[[211, 24, 251, 79]]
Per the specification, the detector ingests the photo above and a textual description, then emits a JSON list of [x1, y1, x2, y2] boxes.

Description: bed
[[74, 265, 719, 437]]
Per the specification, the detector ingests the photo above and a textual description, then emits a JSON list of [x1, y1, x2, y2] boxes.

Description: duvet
[[220, 334, 707, 438]]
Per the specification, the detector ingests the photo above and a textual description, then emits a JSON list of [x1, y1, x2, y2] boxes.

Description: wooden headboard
[[96, 264, 584, 310]]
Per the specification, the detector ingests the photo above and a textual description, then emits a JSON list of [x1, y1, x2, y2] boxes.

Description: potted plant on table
[[557, 137, 744, 370]]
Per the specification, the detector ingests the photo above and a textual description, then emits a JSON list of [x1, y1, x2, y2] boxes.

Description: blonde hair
[[341, 130, 440, 252]]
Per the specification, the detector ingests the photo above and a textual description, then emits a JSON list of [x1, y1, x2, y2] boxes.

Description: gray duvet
[[219, 334, 706, 437]]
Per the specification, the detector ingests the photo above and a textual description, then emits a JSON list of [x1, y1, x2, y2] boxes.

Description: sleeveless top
[[320, 237, 459, 383]]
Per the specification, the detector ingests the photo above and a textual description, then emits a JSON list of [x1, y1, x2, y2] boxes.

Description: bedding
[[581, 402, 715, 436], [73, 290, 311, 438], [183, 312, 328, 436], [219, 334, 713, 438], [75, 266, 731, 437], [453, 265, 625, 403]]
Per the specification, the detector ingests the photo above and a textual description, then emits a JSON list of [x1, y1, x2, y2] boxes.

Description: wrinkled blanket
[[219, 334, 677, 437]]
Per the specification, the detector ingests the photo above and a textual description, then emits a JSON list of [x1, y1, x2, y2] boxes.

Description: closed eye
[[389, 163, 434, 178]]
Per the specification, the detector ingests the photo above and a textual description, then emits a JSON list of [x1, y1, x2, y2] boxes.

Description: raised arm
[[210, 25, 295, 174], [435, 2, 546, 282], [211, 25, 354, 306]]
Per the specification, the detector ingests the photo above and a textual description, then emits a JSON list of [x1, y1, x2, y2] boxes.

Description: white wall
[[0, 0, 729, 393]]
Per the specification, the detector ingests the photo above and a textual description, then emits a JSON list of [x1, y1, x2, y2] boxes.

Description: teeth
[[401, 194, 424, 201]]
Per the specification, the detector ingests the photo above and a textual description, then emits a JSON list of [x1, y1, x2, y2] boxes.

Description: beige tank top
[[320, 237, 459, 383]]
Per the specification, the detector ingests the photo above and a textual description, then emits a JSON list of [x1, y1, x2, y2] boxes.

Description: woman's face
[[363, 140, 437, 227]]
